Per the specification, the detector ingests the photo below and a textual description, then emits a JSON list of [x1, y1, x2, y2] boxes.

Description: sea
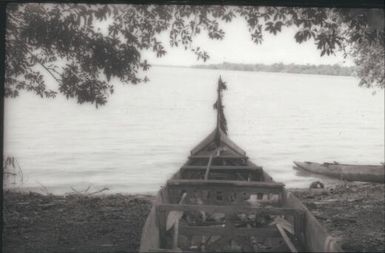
[[3, 66, 384, 194]]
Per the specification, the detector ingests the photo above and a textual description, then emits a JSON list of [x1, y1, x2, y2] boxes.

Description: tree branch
[[38, 61, 62, 83], [26, 48, 62, 83]]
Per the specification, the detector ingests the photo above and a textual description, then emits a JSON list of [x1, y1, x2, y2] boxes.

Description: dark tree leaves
[[5, 4, 384, 107], [5, 4, 228, 106]]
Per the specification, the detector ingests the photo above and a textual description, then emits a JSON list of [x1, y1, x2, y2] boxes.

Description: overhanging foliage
[[5, 4, 384, 106]]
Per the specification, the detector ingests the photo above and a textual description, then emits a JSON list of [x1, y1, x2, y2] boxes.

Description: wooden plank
[[276, 223, 298, 253], [219, 128, 247, 155], [167, 179, 284, 188], [140, 191, 166, 253], [166, 192, 187, 231], [181, 165, 262, 171], [156, 208, 167, 248], [167, 187, 283, 197], [158, 204, 304, 216], [189, 155, 248, 159], [190, 130, 216, 155], [140, 206, 160, 252], [168, 193, 187, 249], [167, 179, 285, 194], [172, 221, 179, 249], [149, 249, 195, 253], [285, 193, 343, 252], [206, 235, 232, 251], [294, 210, 305, 243], [169, 189, 282, 197], [179, 225, 280, 237], [273, 216, 294, 235], [204, 154, 214, 180]]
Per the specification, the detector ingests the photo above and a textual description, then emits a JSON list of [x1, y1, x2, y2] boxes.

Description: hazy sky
[[142, 17, 355, 66]]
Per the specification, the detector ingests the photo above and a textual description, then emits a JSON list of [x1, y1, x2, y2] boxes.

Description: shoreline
[[3, 182, 384, 253], [152, 64, 356, 77]]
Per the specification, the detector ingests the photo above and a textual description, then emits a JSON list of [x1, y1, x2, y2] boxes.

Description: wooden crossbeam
[[181, 165, 262, 172], [167, 179, 284, 188], [166, 180, 286, 205], [148, 249, 195, 253], [179, 225, 280, 238], [189, 155, 248, 159], [167, 179, 285, 194], [158, 204, 304, 217]]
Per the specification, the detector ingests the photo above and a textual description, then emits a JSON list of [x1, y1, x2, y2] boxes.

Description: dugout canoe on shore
[[139, 77, 342, 252], [293, 161, 385, 184]]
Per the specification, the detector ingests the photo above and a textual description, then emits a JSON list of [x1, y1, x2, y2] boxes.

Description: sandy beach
[[2, 182, 384, 253]]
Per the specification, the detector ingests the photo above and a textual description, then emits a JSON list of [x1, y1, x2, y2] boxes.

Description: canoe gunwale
[[285, 192, 343, 252]]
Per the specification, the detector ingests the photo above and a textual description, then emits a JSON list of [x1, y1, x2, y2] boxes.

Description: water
[[4, 66, 384, 194]]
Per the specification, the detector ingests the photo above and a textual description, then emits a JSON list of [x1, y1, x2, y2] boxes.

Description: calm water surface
[[4, 66, 384, 194]]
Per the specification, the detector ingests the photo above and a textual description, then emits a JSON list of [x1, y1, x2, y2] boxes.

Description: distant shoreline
[[192, 62, 356, 77], [153, 63, 356, 77]]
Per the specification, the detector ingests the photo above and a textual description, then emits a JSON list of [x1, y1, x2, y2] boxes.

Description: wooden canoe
[[293, 161, 385, 183], [140, 78, 343, 252]]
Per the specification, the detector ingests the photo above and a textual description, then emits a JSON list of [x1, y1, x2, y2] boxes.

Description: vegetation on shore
[[192, 62, 356, 76]]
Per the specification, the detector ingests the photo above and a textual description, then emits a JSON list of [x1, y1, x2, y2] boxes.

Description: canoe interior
[[140, 150, 343, 252], [140, 79, 342, 252]]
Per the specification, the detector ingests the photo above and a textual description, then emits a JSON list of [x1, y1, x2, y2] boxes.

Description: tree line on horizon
[[192, 62, 356, 77]]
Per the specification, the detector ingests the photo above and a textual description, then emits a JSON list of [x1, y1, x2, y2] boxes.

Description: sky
[[141, 17, 355, 67]]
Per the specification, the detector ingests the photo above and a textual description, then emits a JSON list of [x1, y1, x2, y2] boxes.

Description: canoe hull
[[285, 192, 342, 252], [140, 189, 342, 252], [293, 161, 385, 183], [139, 78, 342, 252], [139, 191, 162, 252]]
